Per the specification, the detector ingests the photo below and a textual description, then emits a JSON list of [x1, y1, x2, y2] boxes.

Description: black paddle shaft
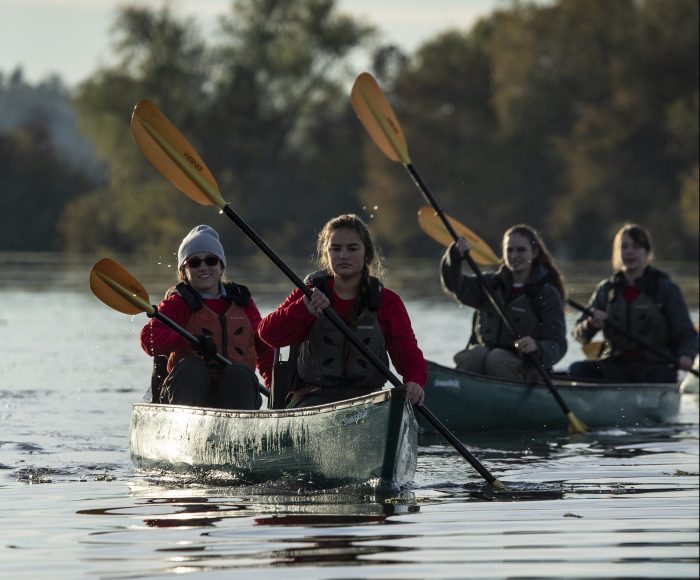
[[222, 205, 402, 388], [568, 298, 700, 378], [404, 163, 575, 415], [152, 308, 272, 398], [220, 204, 505, 486]]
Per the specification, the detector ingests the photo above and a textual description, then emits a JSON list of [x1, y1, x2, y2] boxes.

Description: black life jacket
[[269, 271, 384, 408], [602, 267, 671, 361], [469, 268, 552, 350]]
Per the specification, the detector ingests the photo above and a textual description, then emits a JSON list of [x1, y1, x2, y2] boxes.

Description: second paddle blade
[[417, 207, 500, 266]]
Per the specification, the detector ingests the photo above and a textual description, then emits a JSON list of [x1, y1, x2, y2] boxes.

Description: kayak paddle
[[351, 72, 588, 434], [418, 206, 500, 266], [89, 257, 272, 398], [568, 298, 699, 378], [129, 99, 507, 490]]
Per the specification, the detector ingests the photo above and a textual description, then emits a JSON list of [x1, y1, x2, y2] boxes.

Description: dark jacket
[[573, 266, 698, 364], [441, 242, 567, 370]]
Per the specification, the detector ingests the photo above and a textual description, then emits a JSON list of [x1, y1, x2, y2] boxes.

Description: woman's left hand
[[514, 336, 538, 355], [404, 382, 425, 406], [678, 355, 694, 371]]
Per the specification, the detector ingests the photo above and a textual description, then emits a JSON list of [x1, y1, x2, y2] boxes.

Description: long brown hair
[[315, 214, 384, 278], [316, 214, 385, 361], [611, 223, 653, 271], [503, 224, 566, 299]]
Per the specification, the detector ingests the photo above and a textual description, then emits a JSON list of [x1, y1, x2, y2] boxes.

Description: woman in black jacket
[[441, 224, 567, 382], [569, 224, 697, 383]]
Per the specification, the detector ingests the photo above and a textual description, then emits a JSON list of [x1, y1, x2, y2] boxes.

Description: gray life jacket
[[473, 268, 550, 351], [296, 271, 389, 390], [475, 292, 542, 349], [603, 268, 671, 362]]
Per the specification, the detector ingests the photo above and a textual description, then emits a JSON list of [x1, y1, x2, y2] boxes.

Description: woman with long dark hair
[[441, 224, 567, 382]]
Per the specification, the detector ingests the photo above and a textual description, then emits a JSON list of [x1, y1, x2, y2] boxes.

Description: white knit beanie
[[177, 225, 226, 268]]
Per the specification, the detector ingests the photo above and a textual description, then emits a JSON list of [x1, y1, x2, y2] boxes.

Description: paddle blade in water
[[131, 100, 226, 208], [90, 258, 153, 316], [566, 412, 589, 434], [351, 72, 410, 165], [417, 207, 500, 266]]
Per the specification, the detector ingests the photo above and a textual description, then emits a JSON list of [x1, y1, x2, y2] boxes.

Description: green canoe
[[130, 387, 417, 489], [422, 360, 682, 432]]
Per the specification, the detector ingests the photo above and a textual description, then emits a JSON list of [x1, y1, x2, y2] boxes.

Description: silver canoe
[[130, 387, 418, 489]]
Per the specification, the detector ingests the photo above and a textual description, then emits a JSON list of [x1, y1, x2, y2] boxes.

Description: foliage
[[361, 0, 699, 260], [0, 0, 697, 262], [0, 118, 92, 250]]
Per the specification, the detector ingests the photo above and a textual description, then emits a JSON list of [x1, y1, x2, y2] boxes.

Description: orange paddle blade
[[131, 100, 225, 208], [350, 72, 410, 165], [90, 258, 153, 316], [417, 207, 500, 266]]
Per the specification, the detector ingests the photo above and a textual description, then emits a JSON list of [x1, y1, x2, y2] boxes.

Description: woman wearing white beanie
[[139, 225, 273, 409]]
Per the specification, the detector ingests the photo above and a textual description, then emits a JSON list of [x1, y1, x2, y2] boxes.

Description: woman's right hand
[[586, 308, 607, 330], [303, 287, 330, 317], [455, 237, 470, 255]]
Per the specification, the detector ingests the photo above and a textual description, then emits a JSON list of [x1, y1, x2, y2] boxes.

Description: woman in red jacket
[[140, 225, 273, 409], [259, 214, 426, 408]]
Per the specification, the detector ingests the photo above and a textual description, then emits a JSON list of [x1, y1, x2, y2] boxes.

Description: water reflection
[[78, 481, 420, 525], [73, 482, 422, 574], [3, 258, 698, 579]]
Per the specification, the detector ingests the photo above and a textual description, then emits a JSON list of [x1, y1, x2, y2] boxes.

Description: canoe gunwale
[[428, 360, 682, 393], [131, 387, 397, 419]]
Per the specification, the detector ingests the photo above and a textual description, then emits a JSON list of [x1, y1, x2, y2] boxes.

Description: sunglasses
[[185, 255, 221, 268]]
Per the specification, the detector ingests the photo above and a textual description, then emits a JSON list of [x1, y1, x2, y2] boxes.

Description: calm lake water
[[1, 254, 698, 579]]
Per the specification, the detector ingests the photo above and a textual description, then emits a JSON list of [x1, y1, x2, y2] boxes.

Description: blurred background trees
[[1, 0, 697, 261]]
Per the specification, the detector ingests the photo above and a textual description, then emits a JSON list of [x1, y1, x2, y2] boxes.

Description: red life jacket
[[165, 282, 256, 377]]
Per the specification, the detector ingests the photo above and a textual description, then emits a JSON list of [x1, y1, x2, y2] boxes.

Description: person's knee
[[454, 346, 488, 372], [218, 363, 262, 410], [161, 357, 209, 405], [175, 356, 208, 377], [484, 348, 522, 379], [568, 360, 601, 379]]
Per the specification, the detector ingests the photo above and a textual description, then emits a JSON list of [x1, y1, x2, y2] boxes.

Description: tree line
[[1, 0, 697, 262]]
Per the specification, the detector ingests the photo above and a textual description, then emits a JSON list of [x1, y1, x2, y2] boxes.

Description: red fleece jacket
[[258, 280, 427, 387], [140, 293, 274, 388]]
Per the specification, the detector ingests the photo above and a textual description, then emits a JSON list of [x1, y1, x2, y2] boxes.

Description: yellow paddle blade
[[89, 258, 154, 316], [130, 100, 226, 208], [417, 206, 500, 266], [581, 340, 605, 360], [566, 411, 589, 434], [350, 72, 411, 165]]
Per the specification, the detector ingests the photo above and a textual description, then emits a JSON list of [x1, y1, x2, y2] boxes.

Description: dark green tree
[[0, 117, 92, 251], [198, 0, 375, 253], [66, 4, 211, 255]]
